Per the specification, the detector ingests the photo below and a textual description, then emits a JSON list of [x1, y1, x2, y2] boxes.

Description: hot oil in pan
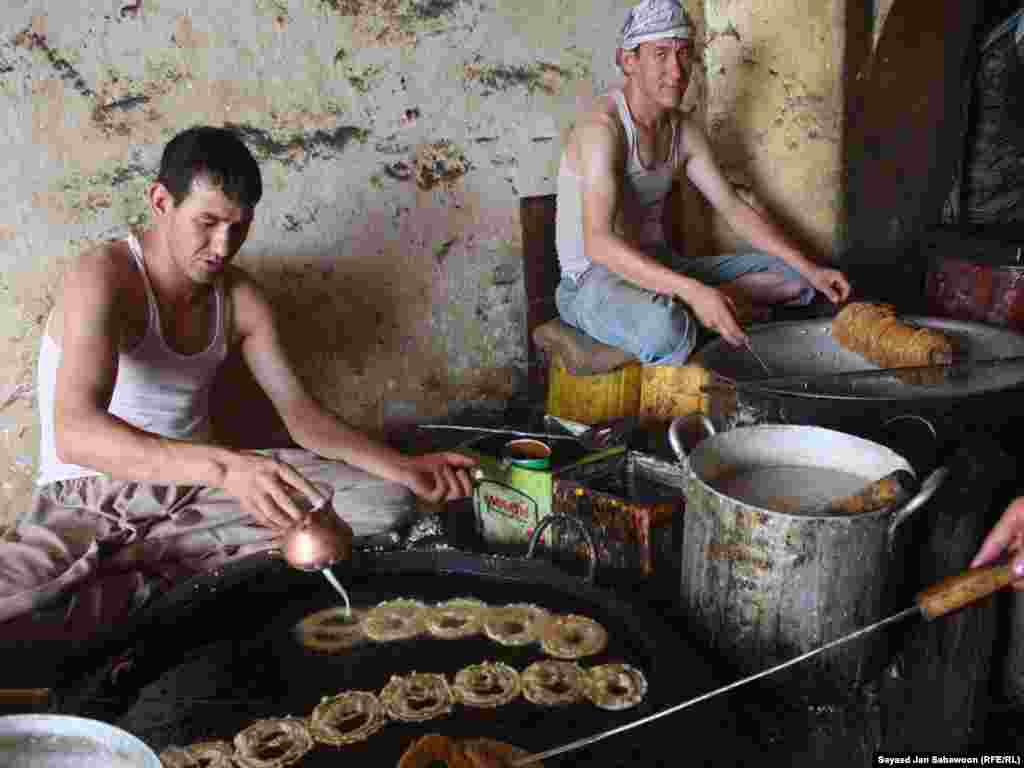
[[710, 466, 871, 515], [108, 570, 663, 765]]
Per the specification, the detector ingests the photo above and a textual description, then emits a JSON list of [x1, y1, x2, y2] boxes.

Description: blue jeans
[[555, 249, 815, 366]]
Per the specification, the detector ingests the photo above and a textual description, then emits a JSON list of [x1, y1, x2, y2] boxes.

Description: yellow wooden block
[[639, 364, 707, 421], [639, 364, 730, 425], [545, 354, 642, 425]]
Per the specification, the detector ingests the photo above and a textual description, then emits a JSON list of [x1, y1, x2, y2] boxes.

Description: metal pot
[[668, 414, 949, 694]]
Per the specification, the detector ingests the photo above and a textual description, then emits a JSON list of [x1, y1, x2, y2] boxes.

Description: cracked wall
[[0, 0, 638, 528], [703, 0, 846, 259], [0, 0, 851, 529]]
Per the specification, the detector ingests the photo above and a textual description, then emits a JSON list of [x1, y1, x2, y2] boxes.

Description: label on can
[[474, 479, 547, 546]]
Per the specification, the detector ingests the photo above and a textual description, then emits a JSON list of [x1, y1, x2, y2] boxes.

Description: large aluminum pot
[[668, 414, 949, 695]]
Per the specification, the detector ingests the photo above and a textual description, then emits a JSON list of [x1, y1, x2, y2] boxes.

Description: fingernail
[[1014, 560, 1024, 579]]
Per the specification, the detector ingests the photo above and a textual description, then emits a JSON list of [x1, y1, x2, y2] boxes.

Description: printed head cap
[[619, 0, 695, 51]]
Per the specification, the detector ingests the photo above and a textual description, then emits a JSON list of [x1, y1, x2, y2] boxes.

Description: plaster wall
[[0, 0, 850, 528]]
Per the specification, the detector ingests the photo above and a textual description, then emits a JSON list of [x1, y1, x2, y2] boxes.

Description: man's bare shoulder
[[575, 92, 625, 142], [223, 263, 276, 341], [72, 239, 133, 282], [567, 93, 627, 175]]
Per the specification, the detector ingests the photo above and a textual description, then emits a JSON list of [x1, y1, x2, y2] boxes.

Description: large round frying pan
[[693, 317, 1024, 441], [695, 317, 1024, 400], [53, 550, 753, 767]]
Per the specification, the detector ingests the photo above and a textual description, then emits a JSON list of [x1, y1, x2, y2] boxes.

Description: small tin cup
[[503, 438, 552, 469]]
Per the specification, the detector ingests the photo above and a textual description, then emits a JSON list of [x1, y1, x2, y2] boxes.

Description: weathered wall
[[0, 0, 850, 528], [0, 0, 631, 526], [702, 0, 847, 259]]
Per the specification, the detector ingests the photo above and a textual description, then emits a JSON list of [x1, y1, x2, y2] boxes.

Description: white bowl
[[0, 714, 160, 768]]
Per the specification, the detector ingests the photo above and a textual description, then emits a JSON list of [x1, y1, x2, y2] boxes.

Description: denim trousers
[[555, 249, 814, 366]]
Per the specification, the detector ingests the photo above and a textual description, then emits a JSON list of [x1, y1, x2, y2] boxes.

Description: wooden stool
[[532, 319, 642, 425]]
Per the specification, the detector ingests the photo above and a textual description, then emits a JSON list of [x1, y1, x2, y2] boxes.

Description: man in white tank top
[[555, 0, 851, 364], [1, 127, 476, 639]]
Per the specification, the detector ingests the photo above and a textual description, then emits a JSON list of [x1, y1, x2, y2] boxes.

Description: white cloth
[[619, 0, 694, 50], [36, 234, 228, 486]]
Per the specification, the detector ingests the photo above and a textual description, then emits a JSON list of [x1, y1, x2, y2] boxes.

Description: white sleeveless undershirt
[[556, 89, 682, 278], [36, 234, 228, 486]]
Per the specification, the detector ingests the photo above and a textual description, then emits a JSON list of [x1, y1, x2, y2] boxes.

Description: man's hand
[[220, 453, 324, 530], [806, 265, 852, 304], [400, 452, 478, 503], [683, 282, 749, 347], [971, 497, 1024, 590]]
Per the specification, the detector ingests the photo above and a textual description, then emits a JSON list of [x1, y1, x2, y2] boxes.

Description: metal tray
[[693, 317, 1024, 400]]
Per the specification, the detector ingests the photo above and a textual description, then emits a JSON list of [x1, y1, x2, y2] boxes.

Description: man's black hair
[[156, 126, 262, 207]]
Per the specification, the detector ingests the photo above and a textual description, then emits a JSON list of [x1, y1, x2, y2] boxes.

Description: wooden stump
[[545, 354, 642, 425]]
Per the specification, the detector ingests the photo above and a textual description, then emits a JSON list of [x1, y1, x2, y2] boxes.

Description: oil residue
[[710, 465, 869, 515]]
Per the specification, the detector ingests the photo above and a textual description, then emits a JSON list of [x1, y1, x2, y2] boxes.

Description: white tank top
[[36, 234, 229, 486], [556, 89, 682, 278]]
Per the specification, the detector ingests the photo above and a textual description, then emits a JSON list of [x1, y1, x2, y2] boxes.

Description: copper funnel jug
[[280, 485, 353, 571]]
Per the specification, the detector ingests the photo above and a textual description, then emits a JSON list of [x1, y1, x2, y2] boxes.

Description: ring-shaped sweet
[[309, 690, 387, 746], [540, 614, 608, 659], [583, 662, 648, 711], [295, 607, 366, 652], [452, 661, 521, 708], [232, 718, 314, 768], [379, 671, 454, 723], [362, 599, 427, 642], [482, 603, 551, 647], [424, 597, 487, 640], [520, 659, 586, 707]]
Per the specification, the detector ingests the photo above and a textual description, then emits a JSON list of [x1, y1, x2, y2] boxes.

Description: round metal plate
[[0, 714, 160, 768], [693, 317, 1024, 400]]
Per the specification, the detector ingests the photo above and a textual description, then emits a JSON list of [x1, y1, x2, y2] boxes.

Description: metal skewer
[[743, 339, 773, 375], [512, 560, 1018, 766], [418, 425, 578, 441]]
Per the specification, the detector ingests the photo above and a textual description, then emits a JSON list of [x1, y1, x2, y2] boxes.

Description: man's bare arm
[[576, 115, 747, 344], [53, 248, 318, 529], [232, 274, 473, 502], [682, 121, 851, 302]]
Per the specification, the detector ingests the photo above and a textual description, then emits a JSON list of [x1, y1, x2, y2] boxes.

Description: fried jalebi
[[482, 603, 551, 646], [380, 671, 454, 722], [424, 597, 487, 639], [396, 733, 472, 768], [363, 598, 427, 642], [452, 661, 521, 708], [520, 659, 585, 707], [583, 662, 648, 711], [540, 614, 608, 659], [159, 741, 234, 768], [232, 718, 314, 768], [458, 737, 535, 767], [295, 606, 366, 653], [309, 690, 387, 746]]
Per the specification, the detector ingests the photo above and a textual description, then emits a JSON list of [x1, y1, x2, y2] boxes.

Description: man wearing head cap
[[554, 0, 851, 362]]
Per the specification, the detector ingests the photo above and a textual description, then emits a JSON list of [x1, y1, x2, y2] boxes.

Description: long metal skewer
[[418, 425, 578, 440], [511, 607, 920, 766]]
